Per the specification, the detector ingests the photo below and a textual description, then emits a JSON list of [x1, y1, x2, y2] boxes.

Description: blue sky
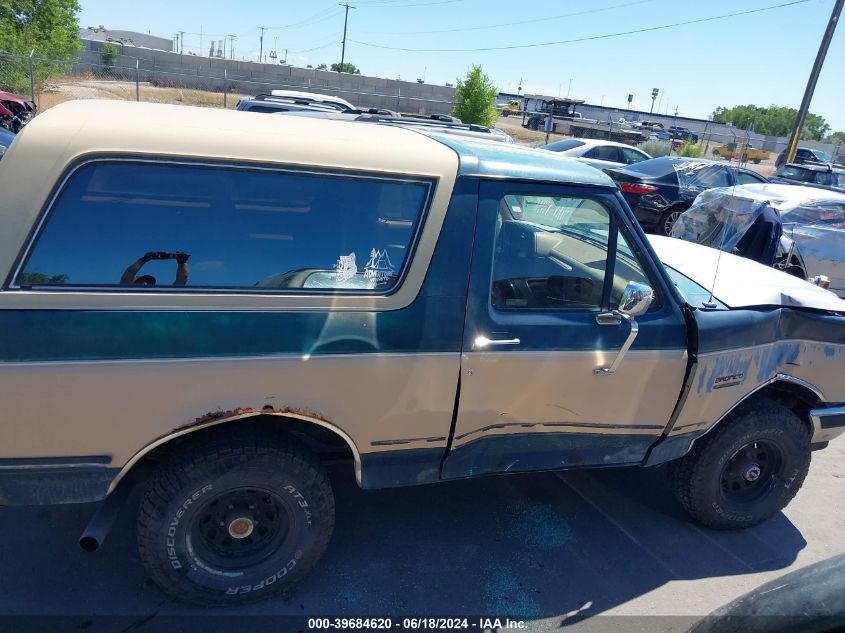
[[79, 0, 845, 131]]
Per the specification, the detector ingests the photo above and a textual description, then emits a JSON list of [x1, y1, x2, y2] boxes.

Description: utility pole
[[274, 36, 278, 58], [199, 25, 203, 57], [566, 77, 573, 98], [258, 26, 267, 63], [227, 35, 236, 60], [178, 30, 185, 55], [785, 0, 843, 164], [339, 3, 356, 71]]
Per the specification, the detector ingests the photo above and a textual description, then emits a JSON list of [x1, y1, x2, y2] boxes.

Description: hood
[[648, 235, 845, 311]]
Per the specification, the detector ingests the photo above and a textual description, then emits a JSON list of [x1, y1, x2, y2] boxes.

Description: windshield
[[662, 263, 726, 309]]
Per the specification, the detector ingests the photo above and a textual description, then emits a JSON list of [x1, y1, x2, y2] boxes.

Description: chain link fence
[[0, 50, 454, 116]]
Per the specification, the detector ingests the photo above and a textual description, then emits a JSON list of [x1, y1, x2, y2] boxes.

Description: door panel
[[442, 181, 688, 479]]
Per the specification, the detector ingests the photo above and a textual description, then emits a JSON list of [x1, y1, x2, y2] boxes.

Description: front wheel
[[137, 430, 335, 605], [669, 400, 810, 529]]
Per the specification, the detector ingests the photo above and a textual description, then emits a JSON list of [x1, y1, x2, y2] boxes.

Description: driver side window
[[492, 195, 611, 310]]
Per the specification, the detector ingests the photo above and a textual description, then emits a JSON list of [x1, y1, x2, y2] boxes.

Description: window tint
[[787, 204, 845, 227], [585, 146, 621, 162], [736, 170, 766, 185], [543, 139, 585, 152], [18, 161, 430, 292], [492, 195, 611, 310], [813, 172, 833, 186], [675, 163, 730, 189], [777, 166, 813, 181], [621, 147, 647, 165]]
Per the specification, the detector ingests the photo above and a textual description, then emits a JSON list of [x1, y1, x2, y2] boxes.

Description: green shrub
[[675, 141, 704, 157], [638, 139, 672, 158], [451, 64, 498, 127], [100, 42, 118, 66]]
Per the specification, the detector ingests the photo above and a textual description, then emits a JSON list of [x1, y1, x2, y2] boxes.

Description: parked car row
[[606, 157, 768, 235]]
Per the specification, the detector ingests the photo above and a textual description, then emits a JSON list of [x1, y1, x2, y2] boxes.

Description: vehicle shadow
[[0, 461, 806, 622]]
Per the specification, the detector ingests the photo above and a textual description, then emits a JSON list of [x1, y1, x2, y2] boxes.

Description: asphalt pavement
[[0, 438, 843, 633]]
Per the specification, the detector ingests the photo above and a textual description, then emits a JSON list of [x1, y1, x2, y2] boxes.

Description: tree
[[330, 62, 360, 74], [0, 0, 81, 95], [451, 64, 498, 127], [99, 41, 117, 66], [0, 0, 81, 59], [316, 63, 327, 70], [711, 104, 830, 141], [825, 131, 845, 144]]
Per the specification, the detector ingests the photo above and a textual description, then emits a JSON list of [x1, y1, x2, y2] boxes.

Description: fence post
[[396, 88, 401, 111], [135, 59, 140, 101], [28, 49, 35, 104], [223, 69, 228, 109]]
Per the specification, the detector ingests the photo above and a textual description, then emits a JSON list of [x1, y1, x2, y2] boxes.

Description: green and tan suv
[[1, 101, 844, 606]]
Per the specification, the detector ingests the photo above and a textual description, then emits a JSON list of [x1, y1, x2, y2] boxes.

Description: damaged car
[[1, 101, 844, 607], [672, 183, 845, 298]]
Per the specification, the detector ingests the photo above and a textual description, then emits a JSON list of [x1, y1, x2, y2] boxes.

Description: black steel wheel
[[137, 428, 335, 606], [670, 400, 811, 529], [719, 440, 784, 503]]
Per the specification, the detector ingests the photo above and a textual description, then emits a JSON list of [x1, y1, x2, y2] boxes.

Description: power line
[[355, 0, 464, 6], [289, 40, 342, 54], [265, 7, 344, 30], [350, 0, 811, 52], [354, 0, 653, 35]]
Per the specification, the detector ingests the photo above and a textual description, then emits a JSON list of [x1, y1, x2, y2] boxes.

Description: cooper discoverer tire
[[137, 429, 334, 606], [669, 400, 810, 530]]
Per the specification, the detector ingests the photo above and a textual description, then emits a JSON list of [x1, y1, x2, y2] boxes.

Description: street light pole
[[785, 0, 843, 164]]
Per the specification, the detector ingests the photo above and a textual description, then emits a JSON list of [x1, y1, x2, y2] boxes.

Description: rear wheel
[[137, 430, 335, 606], [669, 400, 810, 529], [659, 206, 685, 236]]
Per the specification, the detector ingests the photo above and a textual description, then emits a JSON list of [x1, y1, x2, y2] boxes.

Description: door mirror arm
[[594, 282, 653, 376]]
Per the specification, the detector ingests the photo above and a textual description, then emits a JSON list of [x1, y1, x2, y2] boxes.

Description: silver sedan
[[540, 138, 651, 170]]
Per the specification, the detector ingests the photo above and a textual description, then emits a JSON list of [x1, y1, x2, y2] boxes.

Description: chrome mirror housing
[[618, 281, 654, 318]]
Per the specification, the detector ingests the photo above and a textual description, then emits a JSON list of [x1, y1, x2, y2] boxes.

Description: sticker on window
[[364, 248, 396, 284], [335, 252, 358, 282]]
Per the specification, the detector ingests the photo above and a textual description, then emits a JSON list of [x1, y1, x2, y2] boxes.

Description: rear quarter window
[[16, 160, 432, 293]]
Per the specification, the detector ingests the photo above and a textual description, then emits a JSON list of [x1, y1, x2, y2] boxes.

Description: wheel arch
[[108, 409, 363, 494], [705, 373, 823, 442]]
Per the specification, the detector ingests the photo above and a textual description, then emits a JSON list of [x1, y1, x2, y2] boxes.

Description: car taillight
[[619, 182, 659, 194]]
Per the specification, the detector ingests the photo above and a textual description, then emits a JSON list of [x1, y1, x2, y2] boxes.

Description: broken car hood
[[649, 235, 845, 311]]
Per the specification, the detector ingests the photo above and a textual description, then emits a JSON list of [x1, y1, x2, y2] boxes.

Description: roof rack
[[251, 93, 347, 109]]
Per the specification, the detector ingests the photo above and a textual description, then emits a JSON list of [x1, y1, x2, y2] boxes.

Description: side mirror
[[618, 281, 654, 318]]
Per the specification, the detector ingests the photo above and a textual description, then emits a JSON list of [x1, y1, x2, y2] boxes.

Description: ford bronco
[[1, 101, 844, 606]]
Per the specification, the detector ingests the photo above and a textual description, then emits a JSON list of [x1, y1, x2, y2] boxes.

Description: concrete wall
[[77, 42, 456, 115]]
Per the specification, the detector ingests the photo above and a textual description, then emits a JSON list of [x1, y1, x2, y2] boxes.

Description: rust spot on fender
[[169, 405, 334, 436]]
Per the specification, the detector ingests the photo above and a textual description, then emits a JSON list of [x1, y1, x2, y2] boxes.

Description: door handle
[[474, 335, 521, 349], [594, 311, 639, 376]]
